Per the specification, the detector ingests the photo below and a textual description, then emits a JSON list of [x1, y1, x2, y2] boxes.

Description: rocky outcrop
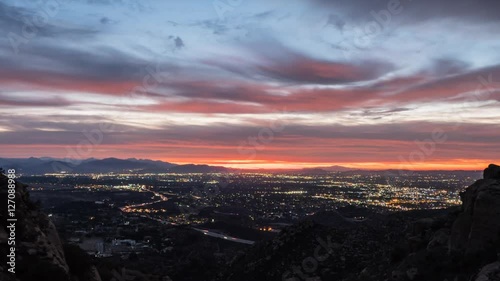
[[0, 173, 69, 280], [393, 164, 500, 281], [474, 262, 500, 281], [483, 164, 500, 180], [77, 266, 102, 281], [0, 173, 101, 281], [450, 164, 500, 264]]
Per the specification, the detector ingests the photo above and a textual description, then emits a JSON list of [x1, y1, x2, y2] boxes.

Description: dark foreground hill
[[220, 164, 500, 281], [0, 172, 102, 281]]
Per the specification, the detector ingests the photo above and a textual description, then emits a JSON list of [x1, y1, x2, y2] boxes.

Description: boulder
[[474, 262, 500, 281], [427, 229, 449, 251], [449, 164, 500, 264], [406, 267, 419, 280], [484, 164, 500, 180]]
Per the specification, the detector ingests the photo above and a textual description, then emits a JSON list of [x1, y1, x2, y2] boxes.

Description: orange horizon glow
[[169, 159, 489, 171], [0, 144, 493, 171]]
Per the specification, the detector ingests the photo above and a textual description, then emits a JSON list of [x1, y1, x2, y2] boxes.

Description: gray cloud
[[1, 119, 499, 149], [252, 10, 275, 20], [313, 0, 500, 25], [325, 13, 346, 31], [428, 59, 471, 76], [0, 93, 72, 107], [0, 38, 178, 86], [206, 41, 394, 85], [0, 2, 97, 40], [172, 36, 185, 49], [196, 19, 229, 35], [100, 17, 110, 24]]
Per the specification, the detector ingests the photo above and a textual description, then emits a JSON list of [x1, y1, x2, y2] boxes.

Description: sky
[[0, 0, 499, 170]]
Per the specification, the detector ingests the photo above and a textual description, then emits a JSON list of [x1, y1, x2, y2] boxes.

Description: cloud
[[0, 2, 97, 40], [168, 36, 185, 49], [0, 93, 73, 107], [427, 59, 471, 76], [1, 120, 498, 164], [0, 38, 179, 96], [112, 61, 498, 114], [252, 10, 275, 20], [13, 43, 147, 81], [197, 19, 229, 35], [146, 101, 265, 114], [0, 2, 29, 31], [386, 64, 500, 104], [100, 17, 111, 24], [175, 37, 184, 48], [325, 13, 346, 31], [312, 0, 500, 24], [3, 118, 499, 146], [206, 44, 393, 85], [257, 57, 392, 85], [141, 61, 499, 114], [84, 0, 151, 11]]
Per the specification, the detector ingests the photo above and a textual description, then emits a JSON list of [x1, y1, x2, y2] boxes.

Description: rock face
[[450, 164, 500, 264], [80, 266, 102, 281], [394, 164, 500, 280], [484, 164, 500, 180], [0, 173, 101, 281], [474, 262, 500, 281], [0, 173, 69, 280]]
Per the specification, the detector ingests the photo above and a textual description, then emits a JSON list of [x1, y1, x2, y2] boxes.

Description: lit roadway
[[120, 186, 168, 212], [192, 228, 255, 245], [119, 186, 256, 245]]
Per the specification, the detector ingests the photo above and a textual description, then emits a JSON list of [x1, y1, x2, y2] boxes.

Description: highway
[[192, 228, 255, 245], [118, 187, 255, 245], [120, 186, 168, 212]]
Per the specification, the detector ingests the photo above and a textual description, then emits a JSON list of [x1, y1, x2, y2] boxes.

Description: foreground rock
[[388, 164, 500, 281], [474, 262, 500, 281], [450, 166, 500, 265], [0, 173, 102, 281], [483, 164, 500, 180]]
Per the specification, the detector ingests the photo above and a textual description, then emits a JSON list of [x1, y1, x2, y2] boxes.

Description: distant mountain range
[[298, 165, 355, 173], [0, 157, 479, 175], [167, 164, 232, 173], [0, 157, 180, 175], [0, 157, 357, 175]]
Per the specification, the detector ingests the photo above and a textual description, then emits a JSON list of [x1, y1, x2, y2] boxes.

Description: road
[[120, 186, 168, 212], [192, 228, 255, 245], [118, 187, 255, 245]]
